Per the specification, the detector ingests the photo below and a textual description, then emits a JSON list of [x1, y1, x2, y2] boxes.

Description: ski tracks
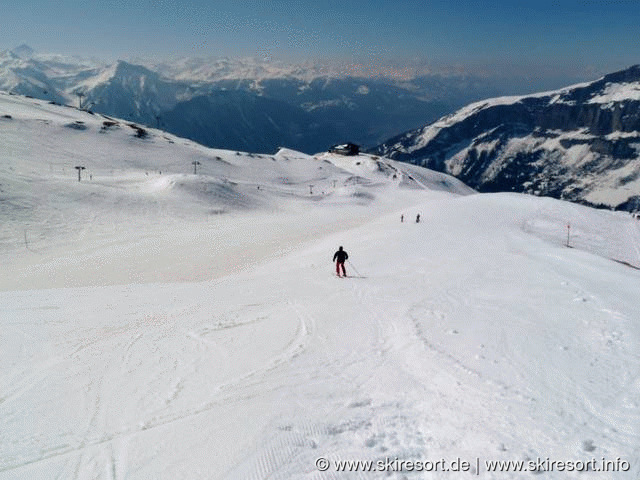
[[0, 298, 316, 478]]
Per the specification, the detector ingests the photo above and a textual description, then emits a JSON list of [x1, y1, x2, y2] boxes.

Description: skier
[[416, 213, 420, 223], [333, 246, 348, 277], [401, 214, 404, 223]]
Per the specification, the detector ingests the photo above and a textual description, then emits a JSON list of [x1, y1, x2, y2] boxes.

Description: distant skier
[[401, 214, 404, 223], [333, 246, 349, 277], [416, 213, 420, 223]]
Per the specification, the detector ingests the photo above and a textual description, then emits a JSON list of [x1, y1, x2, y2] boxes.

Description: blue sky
[[2, 0, 638, 77]]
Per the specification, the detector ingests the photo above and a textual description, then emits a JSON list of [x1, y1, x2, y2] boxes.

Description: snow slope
[[0, 91, 468, 291], [1, 94, 639, 479]]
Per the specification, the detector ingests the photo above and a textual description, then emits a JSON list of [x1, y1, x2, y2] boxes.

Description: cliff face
[[375, 66, 640, 211]]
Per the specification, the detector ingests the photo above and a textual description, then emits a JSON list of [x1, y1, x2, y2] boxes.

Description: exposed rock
[[374, 66, 640, 211]]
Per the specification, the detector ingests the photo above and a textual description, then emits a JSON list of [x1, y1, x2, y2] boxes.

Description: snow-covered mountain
[[0, 46, 508, 153], [0, 48, 100, 104], [2, 91, 639, 479], [374, 65, 640, 212], [0, 89, 470, 290], [72, 60, 194, 123]]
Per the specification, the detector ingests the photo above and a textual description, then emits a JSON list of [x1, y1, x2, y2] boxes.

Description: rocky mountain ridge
[[374, 65, 640, 211]]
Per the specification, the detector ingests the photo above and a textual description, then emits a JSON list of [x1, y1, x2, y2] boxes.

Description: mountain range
[[3, 45, 638, 212], [0, 46, 509, 154], [374, 65, 640, 212]]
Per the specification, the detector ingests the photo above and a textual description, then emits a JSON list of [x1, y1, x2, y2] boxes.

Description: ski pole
[[347, 260, 362, 277]]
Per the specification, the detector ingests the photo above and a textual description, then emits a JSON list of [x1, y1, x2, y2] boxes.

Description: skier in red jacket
[[333, 246, 348, 277]]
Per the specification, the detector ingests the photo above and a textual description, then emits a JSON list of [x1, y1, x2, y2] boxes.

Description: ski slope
[[1, 93, 639, 479]]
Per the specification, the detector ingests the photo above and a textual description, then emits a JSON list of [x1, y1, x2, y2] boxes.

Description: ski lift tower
[[75, 165, 86, 181]]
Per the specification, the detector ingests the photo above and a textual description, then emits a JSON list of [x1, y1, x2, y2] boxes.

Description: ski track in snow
[[221, 199, 639, 480], [2, 199, 640, 479], [0, 279, 324, 477]]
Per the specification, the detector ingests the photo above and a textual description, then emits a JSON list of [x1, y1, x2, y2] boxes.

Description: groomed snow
[[1, 93, 639, 479]]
